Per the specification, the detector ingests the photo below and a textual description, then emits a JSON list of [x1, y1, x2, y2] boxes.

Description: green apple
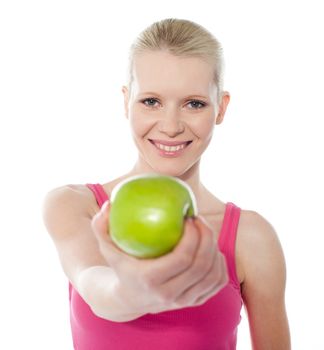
[[109, 173, 198, 258]]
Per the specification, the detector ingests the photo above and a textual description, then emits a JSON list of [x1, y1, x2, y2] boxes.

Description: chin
[[149, 162, 195, 178], [138, 146, 199, 177]]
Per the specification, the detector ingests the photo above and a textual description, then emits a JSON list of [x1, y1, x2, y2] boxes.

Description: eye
[[188, 100, 206, 109], [140, 98, 206, 110], [141, 98, 160, 108]]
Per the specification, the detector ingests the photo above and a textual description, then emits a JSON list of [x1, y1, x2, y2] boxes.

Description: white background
[[1, 0, 323, 349]]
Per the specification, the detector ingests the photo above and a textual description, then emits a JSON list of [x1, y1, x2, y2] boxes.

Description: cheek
[[129, 106, 216, 139], [129, 109, 153, 137], [191, 116, 215, 139]]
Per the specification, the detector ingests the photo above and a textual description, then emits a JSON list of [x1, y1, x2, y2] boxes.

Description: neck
[[125, 156, 207, 204]]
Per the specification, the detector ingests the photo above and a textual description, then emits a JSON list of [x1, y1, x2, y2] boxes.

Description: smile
[[155, 143, 187, 151], [149, 139, 192, 157]]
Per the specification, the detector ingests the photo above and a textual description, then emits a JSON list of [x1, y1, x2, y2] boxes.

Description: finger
[[91, 200, 112, 244], [172, 251, 228, 307], [194, 215, 216, 245], [158, 217, 216, 300], [91, 201, 134, 266], [146, 217, 200, 284], [193, 252, 229, 306]]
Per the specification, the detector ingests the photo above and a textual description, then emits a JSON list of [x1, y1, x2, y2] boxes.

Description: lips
[[149, 139, 192, 146], [149, 139, 192, 155]]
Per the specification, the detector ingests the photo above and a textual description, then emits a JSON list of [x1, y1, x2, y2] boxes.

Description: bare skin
[[90, 179, 289, 348], [44, 49, 290, 348], [48, 173, 290, 348], [100, 177, 240, 279]]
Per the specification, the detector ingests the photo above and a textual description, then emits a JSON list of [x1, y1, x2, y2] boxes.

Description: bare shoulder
[[236, 208, 286, 288], [236, 209, 291, 347], [42, 184, 99, 240], [42, 184, 111, 287], [237, 209, 283, 255], [45, 183, 98, 209]]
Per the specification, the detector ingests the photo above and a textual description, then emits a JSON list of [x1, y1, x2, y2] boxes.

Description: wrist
[[112, 280, 147, 320]]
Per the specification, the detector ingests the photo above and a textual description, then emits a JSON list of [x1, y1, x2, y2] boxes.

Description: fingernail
[[197, 215, 206, 223], [102, 200, 110, 211]]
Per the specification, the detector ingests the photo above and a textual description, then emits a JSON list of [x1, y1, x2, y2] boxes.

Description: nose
[[158, 108, 185, 137]]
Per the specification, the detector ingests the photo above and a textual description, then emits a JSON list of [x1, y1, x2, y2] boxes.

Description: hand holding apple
[[91, 196, 228, 316], [109, 174, 198, 258]]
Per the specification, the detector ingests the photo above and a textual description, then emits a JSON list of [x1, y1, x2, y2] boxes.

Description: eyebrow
[[138, 92, 209, 100]]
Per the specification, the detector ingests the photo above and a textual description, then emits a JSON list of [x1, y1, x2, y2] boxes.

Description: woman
[[43, 18, 291, 349]]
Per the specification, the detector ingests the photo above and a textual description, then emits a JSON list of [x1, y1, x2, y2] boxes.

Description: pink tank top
[[69, 183, 243, 349]]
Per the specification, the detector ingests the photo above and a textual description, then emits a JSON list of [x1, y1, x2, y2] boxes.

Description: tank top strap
[[86, 183, 109, 208], [217, 202, 241, 288]]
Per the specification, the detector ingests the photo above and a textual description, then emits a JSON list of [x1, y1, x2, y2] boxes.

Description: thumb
[[101, 199, 110, 215], [91, 200, 131, 266], [92, 200, 111, 240]]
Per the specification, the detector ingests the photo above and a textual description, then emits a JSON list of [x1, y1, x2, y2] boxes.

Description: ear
[[215, 91, 230, 125], [122, 86, 129, 119]]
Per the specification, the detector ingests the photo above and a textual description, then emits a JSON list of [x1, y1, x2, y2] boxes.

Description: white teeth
[[155, 143, 187, 152]]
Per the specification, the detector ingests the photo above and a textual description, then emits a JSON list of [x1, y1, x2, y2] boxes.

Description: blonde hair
[[127, 18, 225, 104]]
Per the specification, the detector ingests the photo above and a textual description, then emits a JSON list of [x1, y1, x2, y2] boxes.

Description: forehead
[[132, 51, 215, 96]]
